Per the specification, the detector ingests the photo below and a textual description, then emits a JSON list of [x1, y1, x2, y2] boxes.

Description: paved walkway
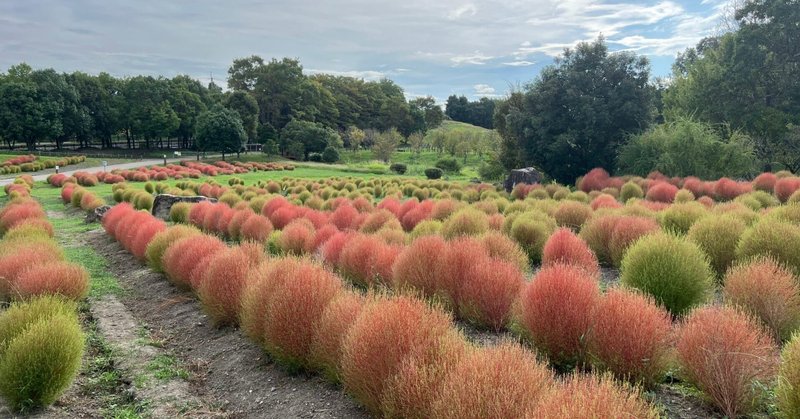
[[0, 157, 192, 186]]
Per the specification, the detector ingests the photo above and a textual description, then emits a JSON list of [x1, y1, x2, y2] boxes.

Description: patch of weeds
[[147, 354, 189, 381]]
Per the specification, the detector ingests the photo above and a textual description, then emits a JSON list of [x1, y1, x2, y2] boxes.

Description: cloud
[[474, 84, 496, 95], [448, 4, 477, 20], [451, 51, 493, 66], [502, 60, 535, 67], [306, 69, 386, 80]]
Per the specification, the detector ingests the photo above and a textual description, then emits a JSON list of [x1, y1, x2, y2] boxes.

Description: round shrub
[[775, 177, 800, 202], [424, 168, 443, 180], [620, 232, 713, 316], [587, 288, 672, 387], [392, 235, 448, 298], [553, 201, 592, 230], [322, 146, 340, 163], [479, 231, 530, 274], [687, 215, 747, 277], [161, 234, 226, 289], [660, 202, 708, 234], [676, 306, 778, 418], [389, 163, 407, 175], [129, 218, 167, 261], [239, 259, 299, 344], [777, 333, 800, 418], [338, 234, 398, 287], [196, 244, 264, 326], [441, 208, 489, 239], [240, 215, 274, 243], [169, 202, 192, 223], [227, 209, 254, 240], [145, 225, 203, 272], [645, 181, 678, 203], [435, 157, 461, 173], [277, 219, 315, 255], [753, 172, 777, 193], [519, 264, 600, 368], [608, 216, 660, 267], [340, 295, 452, 414], [430, 341, 554, 419], [510, 213, 556, 263], [724, 257, 800, 342], [736, 219, 800, 275], [12, 262, 89, 302], [532, 373, 659, 418], [310, 291, 366, 380], [0, 243, 64, 299], [542, 228, 600, 275], [435, 237, 490, 309], [263, 261, 342, 369], [459, 258, 524, 331], [579, 214, 622, 265]]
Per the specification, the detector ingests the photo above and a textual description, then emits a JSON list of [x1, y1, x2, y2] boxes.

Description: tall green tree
[[224, 91, 259, 143], [372, 128, 402, 162], [279, 119, 341, 160], [496, 37, 653, 183], [409, 96, 444, 132], [195, 106, 247, 159]]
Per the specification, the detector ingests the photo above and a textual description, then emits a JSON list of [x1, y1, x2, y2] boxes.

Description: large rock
[[504, 167, 543, 193], [151, 194, 217, 220], [85, 205, 112, 224]]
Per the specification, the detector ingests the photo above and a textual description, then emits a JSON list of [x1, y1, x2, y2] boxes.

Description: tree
[[224, 91, 259, 143], [407, 131, 426, 156], [496, 37, 653, 183], [279, 119, 341, 160], [194, 106, 247, 159], [445, 95, 496, 129], [617, 118, 755, 179], [427, 130, 446, 155], [345, 125, 365, 153], [409, 96, 444, 132], [372, 128, 402, 162]]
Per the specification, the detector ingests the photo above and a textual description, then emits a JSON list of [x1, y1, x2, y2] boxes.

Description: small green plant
[[389, 163, 407, 175], [322, 146, 340, 163], [147, 354, 189, 381], [435, 157, 462, 173], [425, 168, 443, 180]]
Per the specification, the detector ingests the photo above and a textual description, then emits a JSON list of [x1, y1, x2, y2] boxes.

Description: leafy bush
[[424, 167, 443, 179], [676, 306, 778, 417], [322, 146, 341, 163], [459, 259, 524, 330], [608, 216, 660, 267], [660, 202, 708, 234], [441, 207, 489, 239], [533, 373, 659, 418], [509, 213, 556, 263], [777, 333, 800, 418], [587, 288, 672, 386], [340, 295, 452, 414], [542, 228, 600, 275], [736, 219, 800, 275], [310, 291, 365, 380], [724, 257, 800, 342], [431, 342, 554, 419], [620, 232, 713, 316], [389, 163, 407, 175], [197, 244, 263, 326], [161, 234, 226, 289], [435, 157, 462, 173], [145, 225, 203, 272], [12, 262, 89, 302], [519, 263, 600, 368], [687, 215, 747, 277]]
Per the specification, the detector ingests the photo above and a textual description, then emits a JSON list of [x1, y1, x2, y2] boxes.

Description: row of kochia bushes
[[101, 202, 660, 417], [0, 184, 88, 411], [0, 155, 86, 175]]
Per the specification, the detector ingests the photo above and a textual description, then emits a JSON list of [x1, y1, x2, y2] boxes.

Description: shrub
[[532, 373, 659, 418], [320, 232, 353, 266], [330, 204, 360, 230], [239, 215, 274, 243], [775, 177, 800, 202], [101, 203, 136, 240], [608, 216, 660, 267], [579, 214, 621, 265], [227, 209, 254, 240], [196, 244, 263, 326], [687, 215, 747, 277], [0, 313, 84, 411], [424, 168, 443, 180], [169, 202, 192, 223], [239, 259, 299, 344], [510, 214, 556, 263], [161, 235, 226, 289], [435, 237, 490, 308], [338, 235, 398, 287], [12, 262, 89, 302], [459, 258, 523, 330], [389, 163, 407, 175], [676, 306, 778, 417], [360, 210, 400, 234], [777, 333, 800, 418], [392, 235, 448, 298], [587, 288, 672, 386], [620, 181, 644, 202], [441, 208, 489, 239], [129, 219, 167, 261], [0, 201, 46, 234], [579, 168, 610, 192], [322, 146, 340, 163], [145, 225, 203, 272], [620, 232, 713, 316], [724, 257, 800, 342], [645, 181, 678, 203], [277, 219, 315, 255], [263, 261, 342, 369], [340, 295, 452, 413], [542, 228, 600, 275], [753, 172, 777, 193], [519, 264, 600, 368], [660, 202, 708, 234], [310, 291, 366, 380], [0, 244, 64, 299], [553, 201, 592, 230], [479, 231, 530, 274], [435, 157, 461, 173], [430, 342, 554, 419], [736, 219, 800, 275]]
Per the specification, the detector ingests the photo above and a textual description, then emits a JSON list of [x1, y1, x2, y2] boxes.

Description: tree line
[[0, 58, 443, 155]]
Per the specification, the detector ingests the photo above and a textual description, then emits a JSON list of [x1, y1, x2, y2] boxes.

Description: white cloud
[[473, 84, 496, 95], [451, 51, 493, 66], [306, 69, 386, 81], [502, 60, 535, 66], [448, 4, 477, 20]]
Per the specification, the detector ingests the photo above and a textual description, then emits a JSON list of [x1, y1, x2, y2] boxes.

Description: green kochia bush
[[736, 219, 800, 276], [0, 297, 84, 411], [620, 232, 713, 316], [687, 215, 747, 278]]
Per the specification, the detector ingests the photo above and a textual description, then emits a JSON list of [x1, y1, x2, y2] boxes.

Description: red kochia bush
[[435, 237, 491, 308], [130, 218, 167, 261], [645, 181, 679, 203], [579, 214, 622, 265], [542, 228, 600, 275], [0, 243, 63, 298], [320, 231, 354, 266], [277, 219, 315, 255], [263, 261, 342, 369], [340, 295, 452, 414], [519, 263, 600, 367], [227, 209, 254, 240], [587, 288, 673, 386], [162, 234, 226, 289], [431, 342, 554, 419], [608, 216, 660, 267], [239, 215, 273, 243], [752, 172, 777, 193], [310, 291, 366, 379], [330, 204, 360, 230], [101, 203, 136, 240], [392, 235, 448, 298], [338, 234, 398, 286], [579, 168, 610, 192], [269, 205, 300, 230], [531, 373, 659, 418], [308, 224, 339, 254], [459, 258, 524, 331], [188, 200, 214, 227], [775, 177, 800, 202], [676, 306, 779, 417], [239, 259, 299, 343], [0, 200, 46, 234], [196, 243, 264, 326], [12, 261, 89, 301]]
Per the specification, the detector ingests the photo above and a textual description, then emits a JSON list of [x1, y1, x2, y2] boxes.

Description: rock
[[504, 167, 543, 193], [151, 194, 217, 220], [85, 205, 112, 224]]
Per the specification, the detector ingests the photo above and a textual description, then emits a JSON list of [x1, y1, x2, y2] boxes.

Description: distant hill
[[428, 120, 492, 136]]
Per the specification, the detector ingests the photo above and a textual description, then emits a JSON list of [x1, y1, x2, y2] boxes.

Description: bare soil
[[85, 228, 367, 419]]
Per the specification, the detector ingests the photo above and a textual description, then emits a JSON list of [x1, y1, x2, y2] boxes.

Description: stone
[[504, 167, 543, 193], [85, 205, 112, 224], [151, 194, 217, 220]]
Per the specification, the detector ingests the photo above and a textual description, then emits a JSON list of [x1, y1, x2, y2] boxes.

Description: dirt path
[[85, 229, 367, 419]]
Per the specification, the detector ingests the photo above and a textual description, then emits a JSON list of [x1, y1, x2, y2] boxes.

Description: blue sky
[[0, 0, 730, 103]]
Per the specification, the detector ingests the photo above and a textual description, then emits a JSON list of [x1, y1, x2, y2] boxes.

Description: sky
[[0, 0, 732, 103]]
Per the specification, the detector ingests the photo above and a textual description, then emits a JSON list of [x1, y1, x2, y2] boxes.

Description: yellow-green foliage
[[510, 212, 557, 263], [687, 215, 747, 277], [441, 208, 489, 239], [660, 202, 708, 235], [778, 333, 800, 418], [620, 181, 644, 202], [737, 219, 800, 275], [169, 202, 192, 223], [145, 225, 203, 272]]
